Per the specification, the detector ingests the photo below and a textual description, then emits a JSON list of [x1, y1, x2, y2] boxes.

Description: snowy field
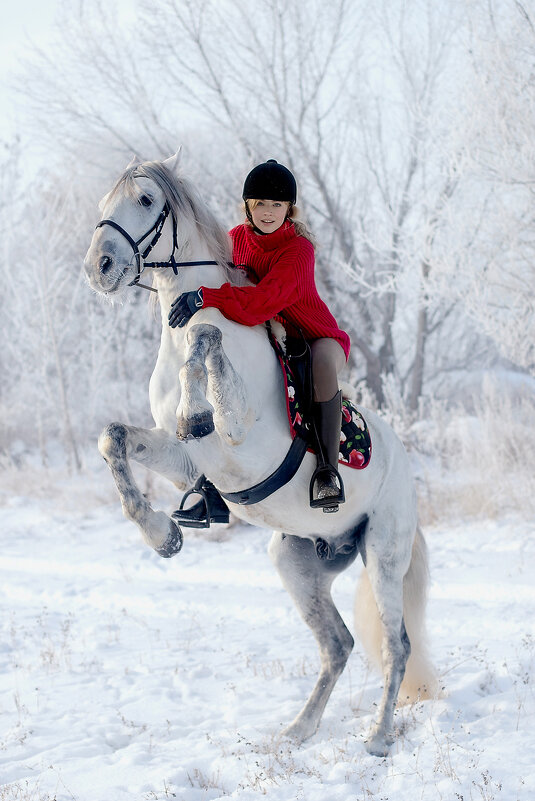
[[1, 464, 534, 801]]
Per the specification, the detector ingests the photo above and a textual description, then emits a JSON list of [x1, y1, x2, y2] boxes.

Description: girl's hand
[[168, 289, 203, 328]]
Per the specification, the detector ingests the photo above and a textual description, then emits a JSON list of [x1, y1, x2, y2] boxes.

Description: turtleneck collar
[[244, 219, 296, 252]]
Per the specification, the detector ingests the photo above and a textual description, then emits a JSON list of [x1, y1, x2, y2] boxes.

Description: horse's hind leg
[[268, 528, 362, 743], [361, 542, 412, 757]]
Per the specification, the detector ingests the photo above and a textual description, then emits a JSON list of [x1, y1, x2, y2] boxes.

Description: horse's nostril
[[100, 255, 113, 275]]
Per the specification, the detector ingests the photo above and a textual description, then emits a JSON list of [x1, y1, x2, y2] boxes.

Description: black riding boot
[[171, 474, 229, 528], [309, 390, 345, 513]]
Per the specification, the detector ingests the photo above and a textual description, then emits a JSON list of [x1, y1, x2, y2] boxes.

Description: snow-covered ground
[[1, 465, 534, 801]]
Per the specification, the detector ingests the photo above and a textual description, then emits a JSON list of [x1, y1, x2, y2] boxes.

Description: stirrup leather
[[171, 474, 229, 528]]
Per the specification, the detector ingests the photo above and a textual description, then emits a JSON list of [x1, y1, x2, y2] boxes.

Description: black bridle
[[96, 201, 218, 293]]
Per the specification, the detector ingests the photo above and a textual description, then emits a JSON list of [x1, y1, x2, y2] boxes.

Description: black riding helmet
[[242, 159, 297, 204]]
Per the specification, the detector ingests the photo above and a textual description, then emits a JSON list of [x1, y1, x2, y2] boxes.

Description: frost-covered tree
[[439, 0, 535, 376], [9, 0, 519, 416], [0, 155, 161, 467]]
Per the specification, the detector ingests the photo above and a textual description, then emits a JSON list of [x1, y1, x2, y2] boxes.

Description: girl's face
[[249, 199, 290, 234]]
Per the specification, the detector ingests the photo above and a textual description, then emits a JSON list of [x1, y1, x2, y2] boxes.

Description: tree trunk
[[408, 305, 428, 413]]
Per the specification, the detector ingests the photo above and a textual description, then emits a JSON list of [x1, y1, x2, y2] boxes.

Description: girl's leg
[[310, 339, 346, 401], [310, 339, 346, 511]]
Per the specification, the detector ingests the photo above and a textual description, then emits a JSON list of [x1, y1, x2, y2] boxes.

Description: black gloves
[[168, 290, 203, 328]]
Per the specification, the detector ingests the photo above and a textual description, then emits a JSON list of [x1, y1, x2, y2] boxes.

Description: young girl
[[169, 159, 350, 523]]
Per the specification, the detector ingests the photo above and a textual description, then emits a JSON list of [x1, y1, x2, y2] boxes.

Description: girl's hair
[[243, 200, 316, 247]]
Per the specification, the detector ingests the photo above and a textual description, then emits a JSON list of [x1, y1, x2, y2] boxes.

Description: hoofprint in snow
[[0, 467, 534, 801]]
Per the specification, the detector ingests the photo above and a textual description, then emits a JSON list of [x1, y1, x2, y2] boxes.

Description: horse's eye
[[139, 194, 153, 207]]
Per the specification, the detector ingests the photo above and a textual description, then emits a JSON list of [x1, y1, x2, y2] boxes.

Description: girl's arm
[[201, 242, 313, 326]]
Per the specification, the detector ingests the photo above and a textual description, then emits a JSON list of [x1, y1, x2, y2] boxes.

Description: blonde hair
[[243, 200, 316, 248]]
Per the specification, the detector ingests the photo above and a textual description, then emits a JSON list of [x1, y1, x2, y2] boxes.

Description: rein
[[96, 202, 219, 293]]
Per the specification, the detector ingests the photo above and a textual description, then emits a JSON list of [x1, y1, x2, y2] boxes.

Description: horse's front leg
[[98, 422, 199, 557], [176, 323, 251, 444]]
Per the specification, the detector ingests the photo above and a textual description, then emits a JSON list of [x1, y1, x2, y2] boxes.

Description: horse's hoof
[[364, 731, 392, 757], [281, 720, 314, 744], [155, 519, 183, 558], [176, 412, 215, 440]]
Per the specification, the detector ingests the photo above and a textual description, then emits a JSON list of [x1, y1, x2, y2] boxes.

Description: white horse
[[83, 152, 436, 757]]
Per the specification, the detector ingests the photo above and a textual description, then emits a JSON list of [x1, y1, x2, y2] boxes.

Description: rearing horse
[[83, 152, 436, 756]]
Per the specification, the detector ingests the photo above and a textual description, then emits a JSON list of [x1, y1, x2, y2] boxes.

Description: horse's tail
[[354, 527, 438, 703]]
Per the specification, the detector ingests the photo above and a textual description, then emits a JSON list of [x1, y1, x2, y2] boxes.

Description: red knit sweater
[[200, 221, 350, 358]]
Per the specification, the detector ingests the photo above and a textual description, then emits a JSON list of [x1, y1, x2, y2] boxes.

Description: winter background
[[1, 0, 535, 799]]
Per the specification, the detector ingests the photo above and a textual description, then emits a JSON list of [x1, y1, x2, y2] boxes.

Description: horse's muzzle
[[83, 246, 130, 294]]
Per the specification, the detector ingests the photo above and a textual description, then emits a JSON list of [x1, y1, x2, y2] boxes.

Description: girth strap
[[218, 434, 308, 506]]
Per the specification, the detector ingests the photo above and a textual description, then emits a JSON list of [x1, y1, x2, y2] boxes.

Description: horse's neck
[[151, 225, 230, 390], [153, 224, 229, 312]]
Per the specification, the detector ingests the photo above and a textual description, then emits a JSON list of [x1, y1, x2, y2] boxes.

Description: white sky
[[0, 0, 138, 140], [0, 2, 54, 138], [0, 1, 57, 66]]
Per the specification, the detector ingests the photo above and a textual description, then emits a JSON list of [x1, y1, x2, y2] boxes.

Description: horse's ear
[[163, 147, 182, 176], [126, 154, 140, 170]]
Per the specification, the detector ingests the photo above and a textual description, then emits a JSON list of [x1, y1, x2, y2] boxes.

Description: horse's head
[[84, 152, 182, 295]]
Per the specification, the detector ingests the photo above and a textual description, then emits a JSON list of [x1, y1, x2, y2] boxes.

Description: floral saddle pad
[[270, 334, 372, 470]]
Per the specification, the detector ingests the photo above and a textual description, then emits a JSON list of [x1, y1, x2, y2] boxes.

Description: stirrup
[[171, 475, 229, 529], [309, 464, 345, 513]]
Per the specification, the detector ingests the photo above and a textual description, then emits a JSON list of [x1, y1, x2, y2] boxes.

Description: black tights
[[311, 338, 346, 402]]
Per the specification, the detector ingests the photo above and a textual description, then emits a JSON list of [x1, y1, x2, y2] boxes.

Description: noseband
[[96, 201, 218, 293]]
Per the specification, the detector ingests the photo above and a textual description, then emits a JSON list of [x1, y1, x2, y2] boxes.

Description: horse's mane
[[109, 160, 246, 287]]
